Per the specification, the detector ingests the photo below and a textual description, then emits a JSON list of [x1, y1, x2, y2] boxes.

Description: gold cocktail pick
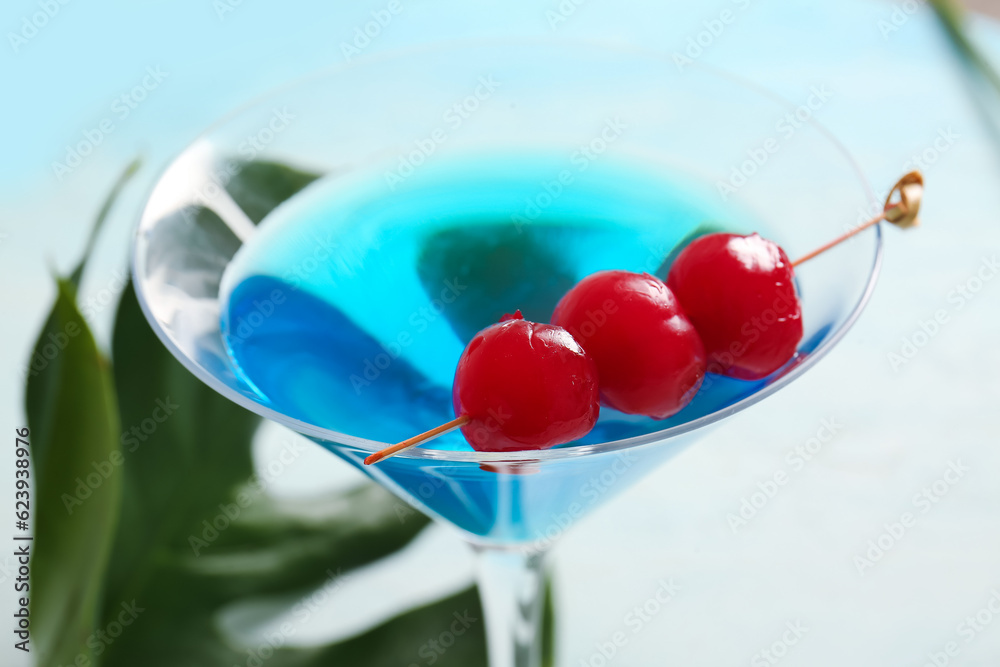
[[792, 171, 923, 267]]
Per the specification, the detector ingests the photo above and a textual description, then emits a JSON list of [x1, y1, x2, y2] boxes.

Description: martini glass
[[132, 40, 880, 667]]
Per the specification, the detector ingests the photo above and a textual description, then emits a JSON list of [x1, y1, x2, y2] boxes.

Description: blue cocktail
[[132, 41, 882, 667]]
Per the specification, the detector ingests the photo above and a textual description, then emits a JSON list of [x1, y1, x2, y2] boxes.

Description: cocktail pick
[[363, 415, 470, 465], [791, 170, 923, 267], [366, 311, 600, 466], [365, 171, 924, 465]]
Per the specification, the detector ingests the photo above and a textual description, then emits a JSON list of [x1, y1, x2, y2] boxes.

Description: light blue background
[[3, 1, 1000, 665]]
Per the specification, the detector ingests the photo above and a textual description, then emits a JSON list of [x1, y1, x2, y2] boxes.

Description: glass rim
[[131, 36, 883, 464]]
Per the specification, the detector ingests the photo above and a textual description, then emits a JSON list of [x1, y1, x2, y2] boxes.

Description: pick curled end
[[883, 171, 923, 229]]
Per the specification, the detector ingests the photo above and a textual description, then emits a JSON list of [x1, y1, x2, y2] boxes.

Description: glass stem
[[474, 546, 548, 667]]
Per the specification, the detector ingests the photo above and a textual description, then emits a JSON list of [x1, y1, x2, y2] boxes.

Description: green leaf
[[224, 160, 321, 224], [417, 224, 578, 342], [98, 480, 429, 665], [100, 158, 321, 616], [101, 280, 262, 610], [930, 0, 1000, 96], [290, 577, 554, 667], [69, 158, 141, 287], [283, 586, 487, 666], [653, 221, 728, 279], [26, 279, 122, 666], [170, 484, 431, 601], [28, 157, 558, 667], [94, 160, 436, 664], [542, 578, 556, 667]]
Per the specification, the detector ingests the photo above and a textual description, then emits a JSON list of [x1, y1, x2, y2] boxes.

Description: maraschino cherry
[[364, 311, 599, 463], [667, 233, 802, 380], [551, 271, 706, 419], [664, 172, 924, 380], [365, 171, 923, 464], [453, 311, 600, 452]]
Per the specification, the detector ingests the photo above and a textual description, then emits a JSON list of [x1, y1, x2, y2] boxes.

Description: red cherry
[[551, 271, 706, 419], [666, 232, 803, 380], [452, 311, 600, 452]]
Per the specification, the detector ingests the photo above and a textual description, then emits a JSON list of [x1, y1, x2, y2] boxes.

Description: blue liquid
[[220, 153, 778, 544]]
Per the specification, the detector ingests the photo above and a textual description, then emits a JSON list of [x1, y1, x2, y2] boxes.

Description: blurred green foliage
[[931, 0, 1000, 95], [25, 160, 555, 666]]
